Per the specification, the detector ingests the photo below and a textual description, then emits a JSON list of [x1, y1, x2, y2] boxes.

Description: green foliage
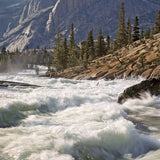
[[53, 28, 64, 72], [68, 24, 79, 68], [132, 16, 140, 42], [140, 27, 144, 39], [116, 2, 127, 48], [72, 67, 83, 74], [95, 29, 106, 57], [144, 28, 151, 39], [85, 28, 95, 61], [154, 10, 160, 34], [68, 23, 75, 49], [126, 19, 132, 44], [106, 35, 110, 53]]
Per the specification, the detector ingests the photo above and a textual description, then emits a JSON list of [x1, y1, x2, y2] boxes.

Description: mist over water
[[0, 67, 160, 160]]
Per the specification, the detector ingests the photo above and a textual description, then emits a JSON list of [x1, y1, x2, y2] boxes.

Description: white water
[[0, 67, 160, 160]]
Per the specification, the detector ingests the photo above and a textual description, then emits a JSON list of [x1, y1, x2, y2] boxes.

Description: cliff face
[[0, 0, 29, 37], [0, 0, 160, 51]]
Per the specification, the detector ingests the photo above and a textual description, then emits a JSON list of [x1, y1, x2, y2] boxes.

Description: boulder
[[0, 81, 40, 88], [118, 78, 160, 104]]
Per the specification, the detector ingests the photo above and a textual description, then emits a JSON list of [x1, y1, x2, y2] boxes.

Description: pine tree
[[117, 2, 127, 48], [0, 47, 7, 66], [80, 41, 86, 63], [113, 40, 118, 51], [68, 23, 78, 67], [154, 10, 160, 34], [95, 29, 106, 57], [140, 27, 144, 39], [106, 35, 110, 53], [126, 19, 132, 44], [132, 16, 140, 42], [144, 28, 151, 39], [53, 28, 64, 71], [62, 38, 68, 69], [85, 28, 95, 61], [68, 23, 75, 50]]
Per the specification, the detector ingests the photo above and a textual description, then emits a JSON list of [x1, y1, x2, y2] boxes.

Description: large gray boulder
[[118, 78, 160, 104]]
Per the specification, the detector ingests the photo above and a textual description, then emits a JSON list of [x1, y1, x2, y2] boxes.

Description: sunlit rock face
[[0, 0, 29, 37], [0, 0, 160, 51]]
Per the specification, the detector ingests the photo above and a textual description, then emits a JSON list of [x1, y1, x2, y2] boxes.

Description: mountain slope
[[0, 0, 160, 51], [0, 0, 29, 37]]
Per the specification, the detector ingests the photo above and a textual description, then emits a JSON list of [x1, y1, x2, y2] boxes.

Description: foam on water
[[0, 68, 160, 160]]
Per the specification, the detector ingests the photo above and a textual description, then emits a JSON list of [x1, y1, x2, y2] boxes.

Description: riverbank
[[47, 33, 160, 80]]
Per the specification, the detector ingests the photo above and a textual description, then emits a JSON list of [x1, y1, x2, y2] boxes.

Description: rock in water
[[118, 78, 160, 104], [0, 81, 40, 88]]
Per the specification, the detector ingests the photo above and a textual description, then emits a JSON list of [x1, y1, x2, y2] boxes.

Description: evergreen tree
[[1, 47, 6, 55], [68, 23, 78, 67], [85, 28, 95, 61], [62, 38, 68, 69], [144, 27, 151, 39], [95, 29, 106, 57], [106, 35, 110, 53], [154, 10, 160, 34], [126, 19, 132, 44], [68, 23, 75, 50], [132, 16, 140, 42], [0, 47, 7, 66], [80, 41, 86, 63], [53, 28, 64, 71], [113, 40, 118, 51], [117, 2, 127, 48], [140, 27, 144, 39]]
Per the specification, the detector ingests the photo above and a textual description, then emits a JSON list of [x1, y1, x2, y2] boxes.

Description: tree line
[[0, 46, 53, 72], [53, 24, 111, 72], [53, 2, 160, 72], [116, 2, 160, 49], [1, 2, 160, 73]]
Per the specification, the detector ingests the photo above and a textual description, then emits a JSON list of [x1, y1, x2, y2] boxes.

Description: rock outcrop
[[117, 78, 160, 104], [48, 33, 160, 80], [0, 81, 40, 88]]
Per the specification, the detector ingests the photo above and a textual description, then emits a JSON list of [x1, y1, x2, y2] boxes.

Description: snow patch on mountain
[[46, 12, 54, 32], [52, 0, 61, 15], [46, 0, 61, 32]]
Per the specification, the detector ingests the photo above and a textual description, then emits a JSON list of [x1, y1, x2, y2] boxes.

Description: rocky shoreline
[[47, 34, 160, 81], [45, 34, 160, 103]]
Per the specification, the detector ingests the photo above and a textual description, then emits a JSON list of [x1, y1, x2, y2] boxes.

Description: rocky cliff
[[0, 0, 160, 51], [0, 0, 29, 37]]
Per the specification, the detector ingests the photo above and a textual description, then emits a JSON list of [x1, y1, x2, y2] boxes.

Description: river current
[[0, 67, 160, 160]]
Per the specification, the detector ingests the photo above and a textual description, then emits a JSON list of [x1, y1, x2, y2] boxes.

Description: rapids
[[0, 66, 160, 160]]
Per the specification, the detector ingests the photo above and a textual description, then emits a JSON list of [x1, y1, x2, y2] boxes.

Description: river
[[0, 67, 160, 160]]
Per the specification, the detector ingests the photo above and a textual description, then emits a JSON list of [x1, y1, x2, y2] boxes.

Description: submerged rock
[[0, 81, 40, 88], [118, 78, 160, 104]]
